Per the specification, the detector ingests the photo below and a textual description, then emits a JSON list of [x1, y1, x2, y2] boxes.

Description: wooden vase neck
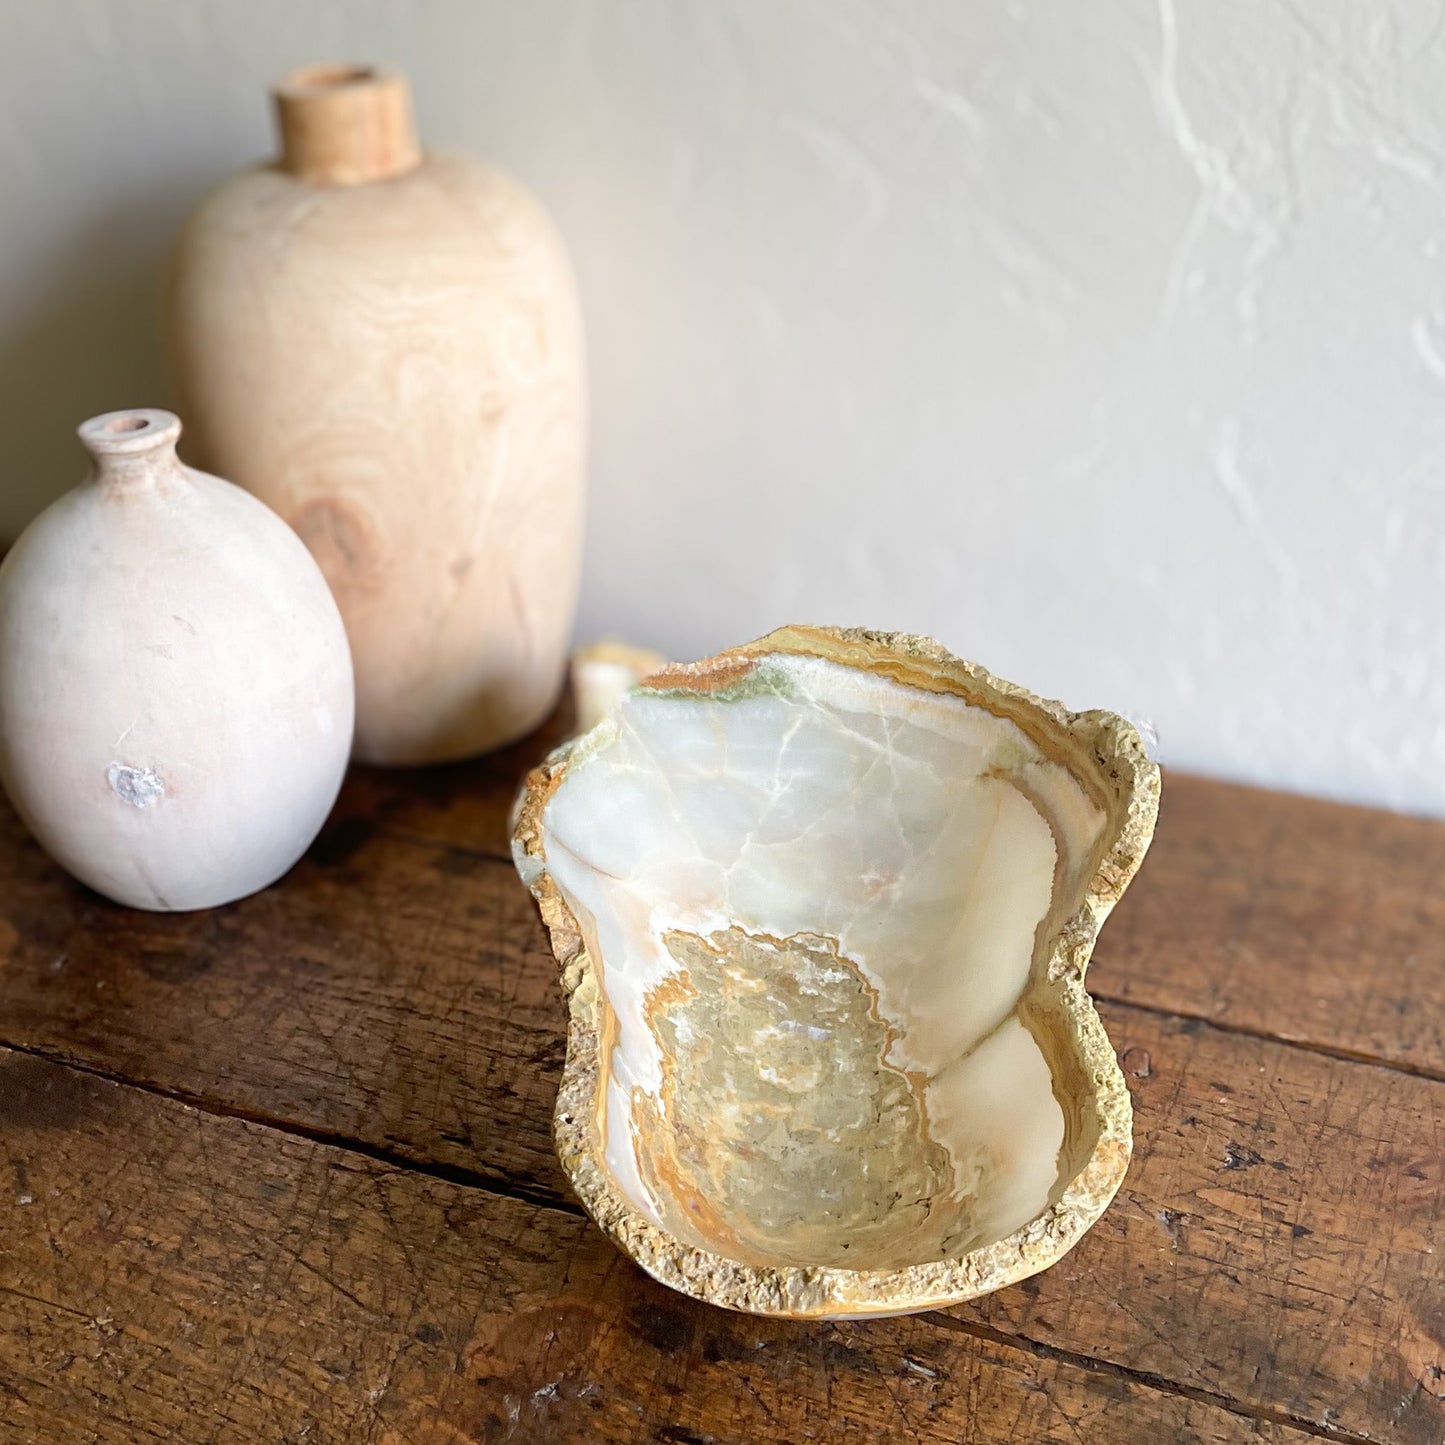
[[273, 65, 421, 187]]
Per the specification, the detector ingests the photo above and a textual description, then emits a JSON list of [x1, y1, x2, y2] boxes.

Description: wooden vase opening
[[273, 64, 421, 186]]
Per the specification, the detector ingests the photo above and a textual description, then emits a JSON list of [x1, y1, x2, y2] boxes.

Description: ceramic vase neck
[[79, 409, 186, 493], [273, 64, 421, 187]]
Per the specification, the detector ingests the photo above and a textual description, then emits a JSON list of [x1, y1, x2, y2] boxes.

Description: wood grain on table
[[0, 710, 1440, 1445]]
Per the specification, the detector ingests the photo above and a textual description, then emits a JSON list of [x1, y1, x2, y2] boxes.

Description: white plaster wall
[[0, 1, 1440, 812]]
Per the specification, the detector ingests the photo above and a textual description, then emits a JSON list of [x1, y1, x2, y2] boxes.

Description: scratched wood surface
[[0, 720, 1441, 1443], [0, 1047, 1311, 1445], [1093, 774, 1445, 1077]]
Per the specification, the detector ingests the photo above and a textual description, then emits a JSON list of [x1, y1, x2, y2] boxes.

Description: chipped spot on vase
[[107, 763, 165, 809]]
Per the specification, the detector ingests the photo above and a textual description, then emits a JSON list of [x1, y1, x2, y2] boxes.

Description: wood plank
[[987, 1001, 1445, 1445], [0, 1048, 1304, 1445], [1, 826, 1442, 1438], [0, 793, 574, 1204], [1092, 773, 1445, 1076], [8, 726, 1443, 1084]]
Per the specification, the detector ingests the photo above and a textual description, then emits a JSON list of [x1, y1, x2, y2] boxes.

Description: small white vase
[[0, 408, 355, 911]]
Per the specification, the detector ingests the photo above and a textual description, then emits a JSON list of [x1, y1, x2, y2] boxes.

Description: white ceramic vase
[[0, 408, 355, 911]]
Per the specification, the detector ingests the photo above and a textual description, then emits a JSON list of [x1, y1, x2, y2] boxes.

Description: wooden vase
[[166, 65, 586, 765]]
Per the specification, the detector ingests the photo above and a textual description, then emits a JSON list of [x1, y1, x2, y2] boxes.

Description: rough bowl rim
[[512, 625, 1160, 1318]]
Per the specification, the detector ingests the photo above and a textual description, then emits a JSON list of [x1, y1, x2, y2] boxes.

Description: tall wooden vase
[[166, 65, 585, 765]]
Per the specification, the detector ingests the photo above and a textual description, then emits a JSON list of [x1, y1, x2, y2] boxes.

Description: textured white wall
[[0, 1, 1440, 811]]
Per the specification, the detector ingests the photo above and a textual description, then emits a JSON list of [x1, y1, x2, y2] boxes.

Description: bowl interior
[[540, 652, 1113, 1272]]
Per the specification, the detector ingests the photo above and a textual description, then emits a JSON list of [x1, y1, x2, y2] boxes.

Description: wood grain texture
[[992, 1002, 1445, 1443], [168, 90, 587, 764], [1093, 773, 1445, 1076], [0, 779, 574, 1204], [0, 1047, 1314, 1445], [1, 743, 1442, 1440], [2, 789, 1443, 1439]]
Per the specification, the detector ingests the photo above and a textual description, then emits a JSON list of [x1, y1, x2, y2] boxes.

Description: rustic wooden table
[[0, 706, 1441, 1444]]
